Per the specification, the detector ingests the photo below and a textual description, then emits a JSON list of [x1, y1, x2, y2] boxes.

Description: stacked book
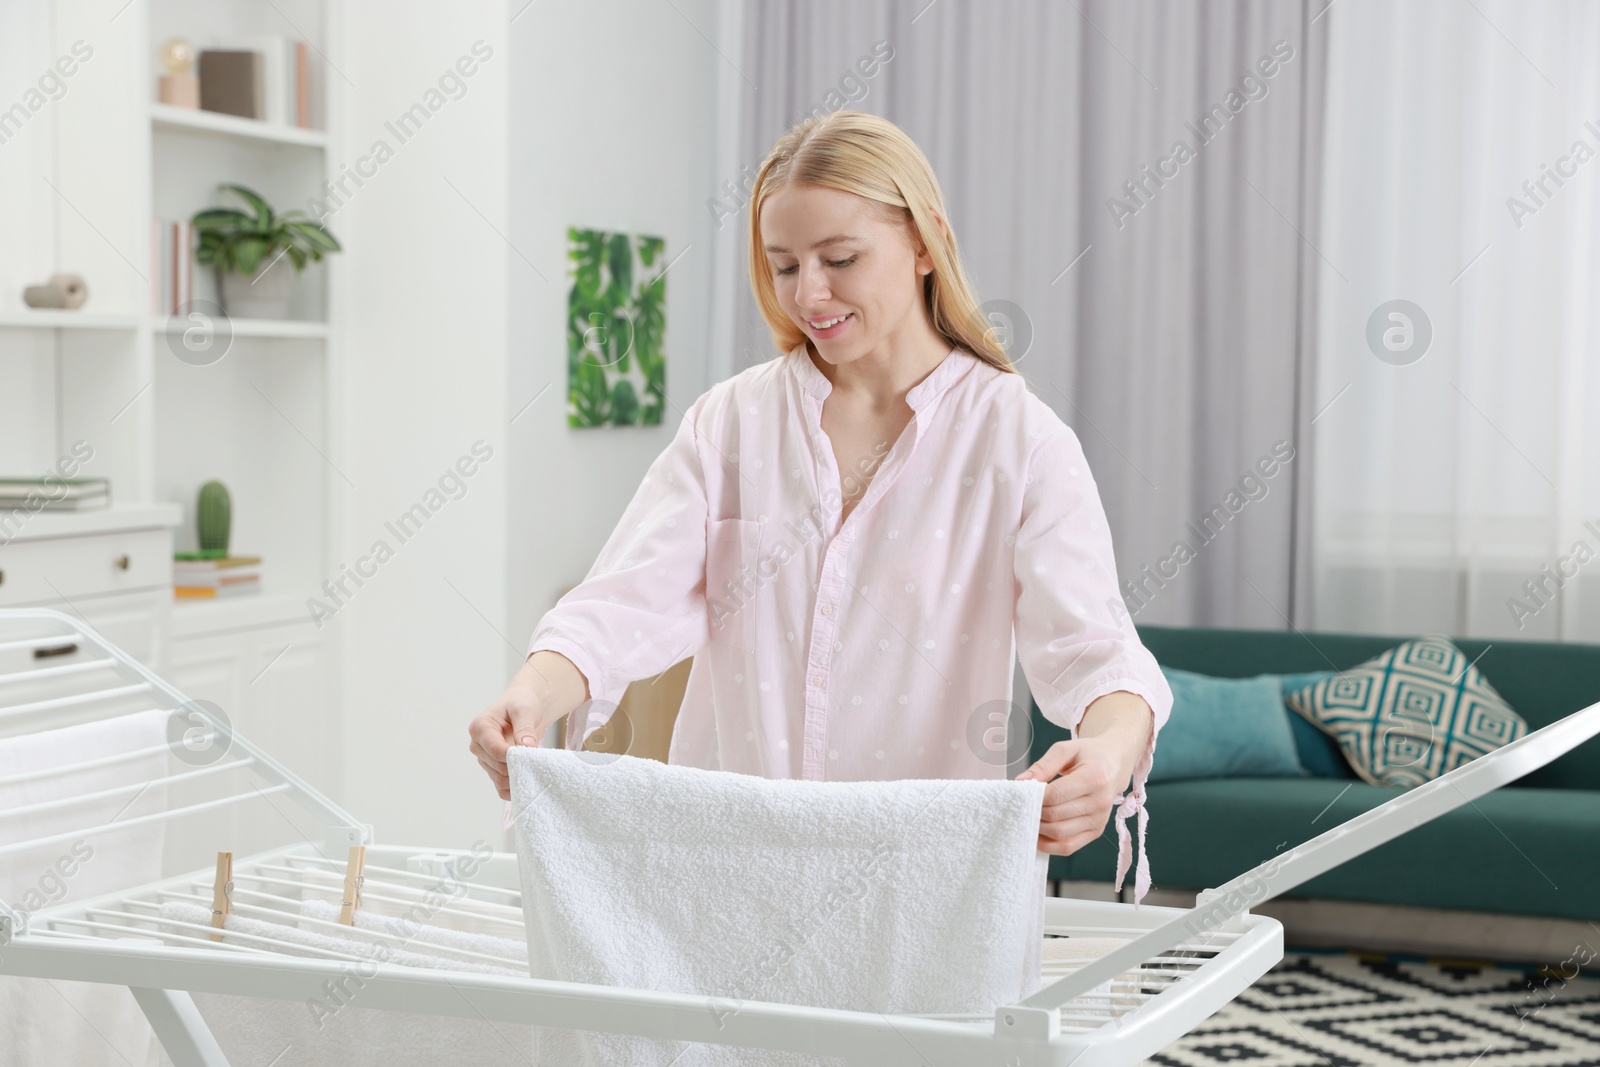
[[174, 554, 262, 599], [151, 217, 194, 316], [0, 477, 109, 511]]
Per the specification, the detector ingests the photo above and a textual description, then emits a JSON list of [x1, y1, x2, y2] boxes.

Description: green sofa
[[1030, 625, 1600, 922]]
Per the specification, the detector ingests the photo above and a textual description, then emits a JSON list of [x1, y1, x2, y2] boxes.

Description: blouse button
[[811, 674, 825, 687], [820, 603, 833, 616]]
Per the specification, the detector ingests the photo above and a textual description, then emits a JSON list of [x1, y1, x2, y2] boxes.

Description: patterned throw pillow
[[1284, 635, 1528, 789]]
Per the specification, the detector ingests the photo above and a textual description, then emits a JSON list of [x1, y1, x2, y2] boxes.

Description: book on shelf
[[151, 218, 193, 316], [173, 553, 262, 573], [174, 580, 261, 599], [173, 554, 263, 598], [173, 552, 262, 565], [0, 477, 110, 511], [296, 41, 311, 128], [174, 568, 262, 584], [198, 50, 263, 120], [192, 39, 321, 130]]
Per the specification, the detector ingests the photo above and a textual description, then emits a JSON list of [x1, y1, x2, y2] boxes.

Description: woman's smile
[[807, 311, 855, 338]]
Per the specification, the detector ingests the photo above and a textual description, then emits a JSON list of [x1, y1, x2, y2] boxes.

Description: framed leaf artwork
[[566, 227, 667, 427]]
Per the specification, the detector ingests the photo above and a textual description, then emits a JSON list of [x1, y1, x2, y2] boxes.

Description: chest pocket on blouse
[[705, 517, 762, 652]]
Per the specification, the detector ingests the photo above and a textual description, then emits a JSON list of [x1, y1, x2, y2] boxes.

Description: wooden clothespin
[[209, 851, 233, 941], [339, 845, 366, 926]]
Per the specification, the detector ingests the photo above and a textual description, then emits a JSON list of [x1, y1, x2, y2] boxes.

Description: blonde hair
[[745, 110, 1015, 375]]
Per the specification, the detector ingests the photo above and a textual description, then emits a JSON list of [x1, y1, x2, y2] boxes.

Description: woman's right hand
[[468, 651, 588, 801]]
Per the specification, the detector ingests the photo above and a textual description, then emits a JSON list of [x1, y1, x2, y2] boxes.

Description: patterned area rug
[[1149, 949, 1600, 1065]]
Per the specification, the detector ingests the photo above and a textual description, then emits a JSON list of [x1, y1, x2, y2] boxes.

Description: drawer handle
[[35, 643, 78, 660], [115, 554, 131, 571]]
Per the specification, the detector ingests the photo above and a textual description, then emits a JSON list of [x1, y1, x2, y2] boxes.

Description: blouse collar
[[789, 342, 971, 413]]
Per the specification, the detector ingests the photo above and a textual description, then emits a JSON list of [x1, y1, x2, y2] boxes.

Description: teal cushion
[[1285, 635, 1530, 789], [1278, 670, 1355, 778], [1149, 667, 1307, 782]]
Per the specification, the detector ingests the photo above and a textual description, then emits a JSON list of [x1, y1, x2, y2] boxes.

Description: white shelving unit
[[0, 0, 342, 799]]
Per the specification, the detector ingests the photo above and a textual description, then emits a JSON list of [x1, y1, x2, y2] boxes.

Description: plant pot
[[218, 259, 294, 320]]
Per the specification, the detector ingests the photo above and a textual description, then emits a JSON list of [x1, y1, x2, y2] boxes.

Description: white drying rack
[[1, 606, 1597, 1067]]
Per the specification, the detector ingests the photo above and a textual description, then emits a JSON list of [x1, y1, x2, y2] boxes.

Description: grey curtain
[[726, 0, 1326, 629]]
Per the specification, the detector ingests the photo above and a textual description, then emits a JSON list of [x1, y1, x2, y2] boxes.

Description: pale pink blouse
[[528, 343, 1173, 901]]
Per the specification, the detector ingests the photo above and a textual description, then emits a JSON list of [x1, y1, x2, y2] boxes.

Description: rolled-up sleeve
[[1013, 422, 1173, 800], [528, 390, 713, 748]]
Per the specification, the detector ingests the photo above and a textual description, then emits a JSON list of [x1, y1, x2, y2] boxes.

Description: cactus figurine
[[197, 480, 232, 556]]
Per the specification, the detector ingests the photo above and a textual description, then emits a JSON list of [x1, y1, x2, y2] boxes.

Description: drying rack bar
[[1017, 697, 1600, 1013], [281, 854, 524, 903], [0, 633, 91, 655], [0, 758, 255, 821], [0, 735, 219, 788], [0, 683, 151, 721], [269, 858, 524, 909], [0, 656, 118, 687], [0, 783, 291, 861], [232, 869, 525, 929]]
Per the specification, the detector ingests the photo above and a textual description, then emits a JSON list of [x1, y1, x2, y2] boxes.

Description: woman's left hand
[[1015, 736, 1131, 855], [1015, 691, 1152, 856]]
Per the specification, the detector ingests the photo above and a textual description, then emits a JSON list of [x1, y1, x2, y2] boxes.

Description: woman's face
[[759, 184, 933, 369]]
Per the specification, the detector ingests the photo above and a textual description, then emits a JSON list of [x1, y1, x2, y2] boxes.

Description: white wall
[[336, 0, 728, 848], [334, 1, 511, 847], [505, 0, 726, 722]]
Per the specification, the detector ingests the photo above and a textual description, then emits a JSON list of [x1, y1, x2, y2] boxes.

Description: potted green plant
[[192, 184, 341, 320]]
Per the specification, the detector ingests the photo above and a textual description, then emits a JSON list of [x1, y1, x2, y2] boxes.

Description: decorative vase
[[218, 260, 293, 320], [197, 481, 232, 556]]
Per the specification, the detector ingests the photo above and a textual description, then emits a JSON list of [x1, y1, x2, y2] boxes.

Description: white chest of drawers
[[0, 505, 181, 667]]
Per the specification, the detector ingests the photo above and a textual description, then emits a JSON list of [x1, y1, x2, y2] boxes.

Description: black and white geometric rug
[[1149, 949, 1600, 1065]]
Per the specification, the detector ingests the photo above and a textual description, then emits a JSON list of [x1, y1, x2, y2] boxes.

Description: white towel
[[0, 708, 171, 1067], [507, 747, 1049, 1067], [155, 900, 539, 1065]]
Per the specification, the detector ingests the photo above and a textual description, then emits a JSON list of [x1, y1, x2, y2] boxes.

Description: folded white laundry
[[0, 708, 171, 1067], [155, 900, 538, 1066], [507, 747, 1050, 1067]]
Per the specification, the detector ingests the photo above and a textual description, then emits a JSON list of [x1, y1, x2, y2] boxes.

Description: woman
[[469, 111, 1172, 902]]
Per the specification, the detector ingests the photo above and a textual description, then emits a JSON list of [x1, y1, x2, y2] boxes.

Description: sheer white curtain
[[1310, 0, 1600, 642]]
